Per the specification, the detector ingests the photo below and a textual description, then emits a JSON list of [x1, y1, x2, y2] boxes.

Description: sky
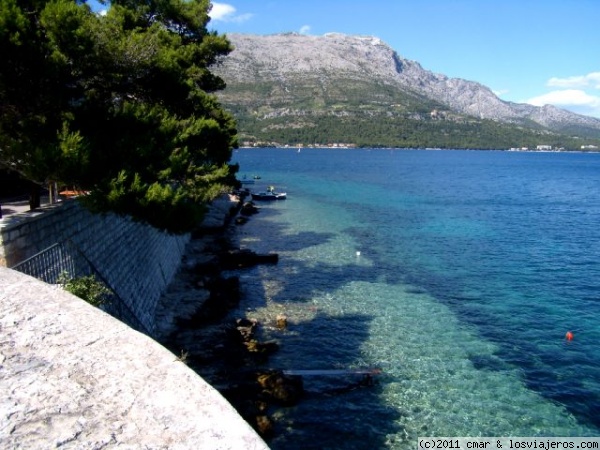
[[87, 1, 600, 118], [207, 0, 600, 118]]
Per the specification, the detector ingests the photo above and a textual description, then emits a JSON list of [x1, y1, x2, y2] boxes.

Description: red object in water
[[565, 331, 574, 341]]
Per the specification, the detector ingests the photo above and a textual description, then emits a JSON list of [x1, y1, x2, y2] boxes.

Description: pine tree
[[0, 0, 238, 232]]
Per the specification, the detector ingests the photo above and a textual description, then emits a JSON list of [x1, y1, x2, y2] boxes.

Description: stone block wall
[[0, 200, 190, 336]]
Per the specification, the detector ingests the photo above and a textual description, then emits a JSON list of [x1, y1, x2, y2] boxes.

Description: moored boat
[[251, 191, 287, 200]]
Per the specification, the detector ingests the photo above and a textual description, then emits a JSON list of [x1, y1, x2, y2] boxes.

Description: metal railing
[[11, 241, 86, 284], [11, 240, 150, 335]]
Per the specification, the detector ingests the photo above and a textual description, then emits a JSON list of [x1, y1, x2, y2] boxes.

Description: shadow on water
[[228, 148, 600, 440], [229, 206, 405, 449], [477, 325, 600, 430], [339, 196, 600, 434], [232, 192, 600, 442], [351, 221, 600, 431], [436, 272, 600, 431]]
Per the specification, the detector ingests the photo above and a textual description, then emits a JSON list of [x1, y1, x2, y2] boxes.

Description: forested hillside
[[214, 33, 600, 150]]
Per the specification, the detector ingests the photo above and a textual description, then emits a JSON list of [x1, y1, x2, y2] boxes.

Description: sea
[[228, 148, 600, 450]]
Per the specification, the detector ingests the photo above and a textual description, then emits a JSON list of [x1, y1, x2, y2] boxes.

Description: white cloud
[[524, 72, 600, 117], [209, 2, 253, 23], [526, 89, 600, 118], [210, 3, 235, 21], [547, 72, 600, 89], [299, 25, 311, 35]]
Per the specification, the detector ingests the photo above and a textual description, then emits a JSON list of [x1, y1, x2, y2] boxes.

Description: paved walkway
[[0, 197, 55, 230], [1, 195, 50, 215], [1, 200, 31, 216]]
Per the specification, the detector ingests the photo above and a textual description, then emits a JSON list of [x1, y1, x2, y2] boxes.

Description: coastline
[[154, 192, 303, 440], [0, 190, 273, 450]]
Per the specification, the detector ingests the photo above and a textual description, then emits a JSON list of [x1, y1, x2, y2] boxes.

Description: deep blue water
[[229, 148, 600, 449]]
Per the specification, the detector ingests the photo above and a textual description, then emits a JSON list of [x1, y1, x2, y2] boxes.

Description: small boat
[[239, 175, 255, 185], [240, 175, 262, 185], [251, 191, 287, 200]]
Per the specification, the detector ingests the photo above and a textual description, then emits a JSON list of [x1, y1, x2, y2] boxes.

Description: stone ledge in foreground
[[0, 267, 269, 449]]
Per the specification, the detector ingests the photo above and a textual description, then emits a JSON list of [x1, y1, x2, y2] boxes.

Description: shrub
[[59, 273, 111, 307]]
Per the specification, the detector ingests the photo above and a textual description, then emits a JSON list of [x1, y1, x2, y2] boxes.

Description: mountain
[[212, 33, 600, 149]]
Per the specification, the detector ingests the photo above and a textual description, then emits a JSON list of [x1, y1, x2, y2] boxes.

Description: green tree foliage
[[233, 110, 600, 151], [0, 0, 238, 233]]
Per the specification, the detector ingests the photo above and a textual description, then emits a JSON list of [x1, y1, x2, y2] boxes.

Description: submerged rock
[[255, 415, 274, 437], [257, 370, 304, 406], [220, 248, 279, 269], [276, 314, 288, 329], [244, 340, 279, 354], [236, 317, 259, 341], [240, 201, 259, 216]]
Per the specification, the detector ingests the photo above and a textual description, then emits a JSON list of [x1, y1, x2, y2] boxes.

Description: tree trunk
[[48, 181, 59, 204], [29, 181, 41, 210]]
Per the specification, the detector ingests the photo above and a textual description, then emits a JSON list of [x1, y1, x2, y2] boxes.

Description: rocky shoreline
[[154, 192, 303, 438], [154, 192, 380, 441]]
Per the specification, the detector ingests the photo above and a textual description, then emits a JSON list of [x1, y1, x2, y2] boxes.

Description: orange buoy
[[565, 331, 574, 341]]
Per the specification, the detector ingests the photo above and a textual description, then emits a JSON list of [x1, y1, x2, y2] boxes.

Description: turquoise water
[[230, 148, 600, 449]]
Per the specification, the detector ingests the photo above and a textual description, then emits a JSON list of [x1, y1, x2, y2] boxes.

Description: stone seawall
[[0, 200, 190, 335], [0, 267, 269, 449], [0, 197, 270, 448]]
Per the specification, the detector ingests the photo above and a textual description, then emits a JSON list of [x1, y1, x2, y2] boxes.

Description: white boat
[[251, 191, 287, 200]]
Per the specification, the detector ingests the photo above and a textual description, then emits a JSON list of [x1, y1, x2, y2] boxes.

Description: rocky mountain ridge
[[212, 33, 600, 148]]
